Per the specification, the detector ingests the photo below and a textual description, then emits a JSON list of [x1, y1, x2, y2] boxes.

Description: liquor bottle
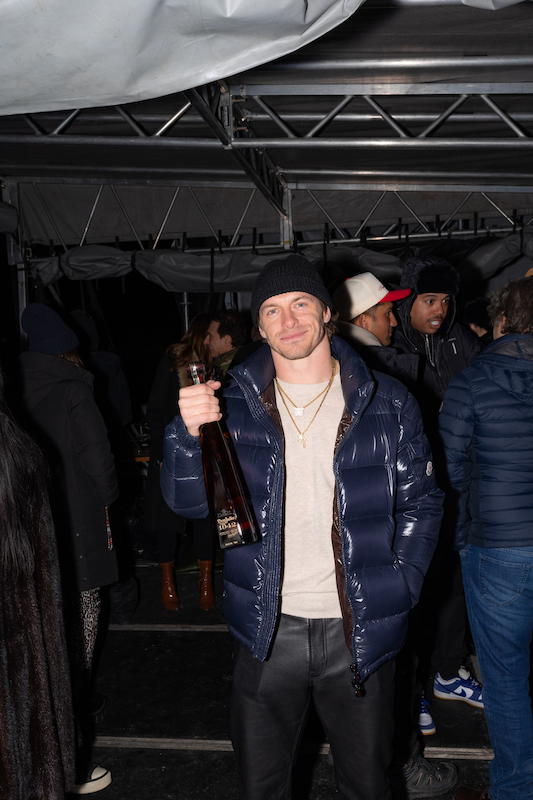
[[187, 362, 260, 549]]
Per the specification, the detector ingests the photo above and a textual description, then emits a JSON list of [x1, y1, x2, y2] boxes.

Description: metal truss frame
[[6, 86, 533, 151], [9, 176, 533, 256], [227, 85, 533, 151], [2, 73, 533, 220], [3, 62, 533, 257], [9, 177, 269, 253], [291, 188, 533, 247], [183, 85, 288, 220], [2, 181, 28, 348]]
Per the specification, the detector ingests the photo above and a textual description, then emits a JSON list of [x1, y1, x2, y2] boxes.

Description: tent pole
[[281, 187, 293, 250], [182, 292, 191, 333], [4, 180, 27, 352]]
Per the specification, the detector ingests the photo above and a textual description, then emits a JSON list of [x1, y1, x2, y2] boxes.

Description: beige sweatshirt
[[275, 372, 345, 619]]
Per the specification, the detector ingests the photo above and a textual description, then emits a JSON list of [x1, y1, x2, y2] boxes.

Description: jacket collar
[[230, 335, 375, 418], [337, 319, 383, 348], [230, 342, 275, 396], [481, 332, 533, 360], [332, 335, 376, 416]]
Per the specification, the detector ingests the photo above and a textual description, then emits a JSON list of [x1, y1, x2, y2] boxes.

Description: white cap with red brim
[[332, 272, 411, 321]]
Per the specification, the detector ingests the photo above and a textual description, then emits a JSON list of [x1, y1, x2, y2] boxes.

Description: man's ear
[[258, 325, 267, 340], [323, 306, 332, 324], [223, 334, 233, 349], [359, 313, 370, 331]]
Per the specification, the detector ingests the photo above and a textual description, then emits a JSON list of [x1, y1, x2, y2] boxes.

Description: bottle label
[[216, 510, 244, 549]]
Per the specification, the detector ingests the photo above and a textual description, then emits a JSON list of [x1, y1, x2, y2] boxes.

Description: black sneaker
[[390, 755, 457, 799], [69, 765, 112, 795]]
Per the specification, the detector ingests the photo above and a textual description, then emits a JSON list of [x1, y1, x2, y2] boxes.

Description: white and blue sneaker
[[419, 694, 437, 735], [433, 667, 484, 708]]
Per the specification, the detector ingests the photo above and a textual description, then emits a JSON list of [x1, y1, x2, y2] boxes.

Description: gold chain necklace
[[275, 357, 336, 417], [275, 358, 336, 448]]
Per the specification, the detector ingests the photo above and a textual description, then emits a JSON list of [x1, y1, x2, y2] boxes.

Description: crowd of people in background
[[0, 252, 532, 800], [145, 312, 215, 612]]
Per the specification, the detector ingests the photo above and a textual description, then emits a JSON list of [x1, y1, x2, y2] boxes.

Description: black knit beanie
[[22, 303, 79, 355], [401, 257, 460, 296], [251, 255, 332, 322]]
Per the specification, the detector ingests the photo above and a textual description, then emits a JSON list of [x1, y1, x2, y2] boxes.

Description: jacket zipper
[[233, 375, 284, 661], [333, 385, 374, 695]]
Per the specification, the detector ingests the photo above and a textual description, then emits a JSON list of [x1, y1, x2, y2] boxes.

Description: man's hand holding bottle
[[178, 381, 222, 437]]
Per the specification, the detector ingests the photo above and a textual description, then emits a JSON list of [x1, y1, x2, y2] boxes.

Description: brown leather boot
[[198, 560, 214, 611], [160, 561, 180, 611]]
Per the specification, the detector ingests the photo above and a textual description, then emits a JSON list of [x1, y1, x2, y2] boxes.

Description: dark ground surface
[[89, 560, 491, 800]]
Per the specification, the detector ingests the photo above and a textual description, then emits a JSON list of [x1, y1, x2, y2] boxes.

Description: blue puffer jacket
[[439, 334, 533, 550], [162, 336, 443, 682]]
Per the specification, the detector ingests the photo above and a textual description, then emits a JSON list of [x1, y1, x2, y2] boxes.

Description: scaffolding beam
[[183, 86, 288, 220]]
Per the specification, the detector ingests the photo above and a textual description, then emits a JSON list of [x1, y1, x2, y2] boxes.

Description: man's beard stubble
[[262, 322, 327, 361]]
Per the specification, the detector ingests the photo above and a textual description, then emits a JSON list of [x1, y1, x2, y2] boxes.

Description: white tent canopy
[[0, 0, 366, 117], [1, 0, 529, 118]]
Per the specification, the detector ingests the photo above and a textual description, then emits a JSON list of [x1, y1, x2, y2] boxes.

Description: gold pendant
[[298, 433, 307, 448]]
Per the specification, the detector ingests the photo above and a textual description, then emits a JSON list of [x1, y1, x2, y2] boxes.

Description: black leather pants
[[230, 614, 394, 800]]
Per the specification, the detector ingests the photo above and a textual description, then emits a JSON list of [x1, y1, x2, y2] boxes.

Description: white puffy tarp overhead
[[0, 0, 364, 117]]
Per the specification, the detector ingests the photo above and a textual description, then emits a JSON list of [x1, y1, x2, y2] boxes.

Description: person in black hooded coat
[[19, 314, 119, 594], [393, 257, 483, 720], [394, 256, 481, 436], [19, 303, 118, 795]]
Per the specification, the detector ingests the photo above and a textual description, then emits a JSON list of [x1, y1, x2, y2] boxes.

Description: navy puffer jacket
[[439, 334, 533, 550], [162, 336, 443, 682]]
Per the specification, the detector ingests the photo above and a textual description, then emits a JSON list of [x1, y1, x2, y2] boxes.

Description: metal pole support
[[3, 180, 27, 352], [281, 187, 293, 250]]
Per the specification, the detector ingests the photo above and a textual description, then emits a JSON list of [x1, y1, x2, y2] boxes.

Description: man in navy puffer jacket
[[162, 256, 444, 800], [440, 278, 533, 800]]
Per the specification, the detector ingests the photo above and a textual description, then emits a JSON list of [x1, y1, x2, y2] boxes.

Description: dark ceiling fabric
[[31, 258, 62, 285], [26, 233, 533, 293], [60, 245, 132, 280], [135, 250, 278, 292], [0, 200, 17, 233], [134, 246, 405, 293], [459, 232, 533, 278]]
